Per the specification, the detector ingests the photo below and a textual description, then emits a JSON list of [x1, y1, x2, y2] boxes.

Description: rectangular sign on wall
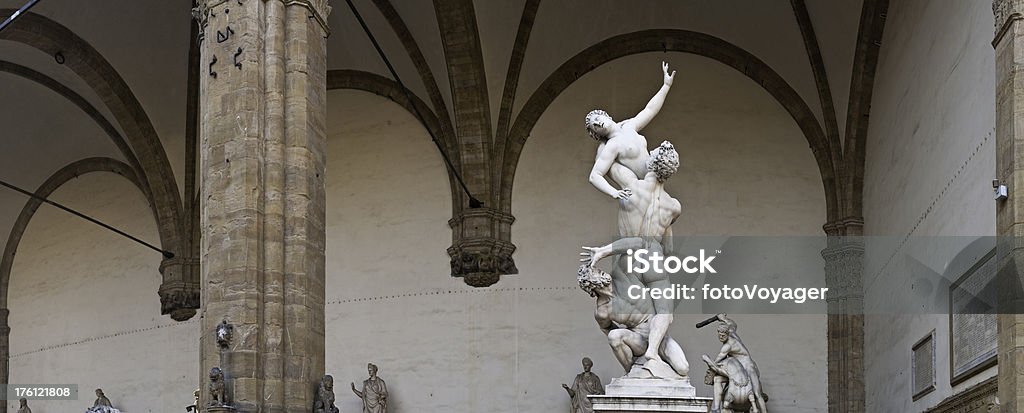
[[949, 249, 997, 385]]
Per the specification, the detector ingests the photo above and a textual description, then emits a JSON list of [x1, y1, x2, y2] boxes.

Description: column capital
[[994, 0, 1024, 45], [447, 207, 518, 287], [158, 257, 200, 321]]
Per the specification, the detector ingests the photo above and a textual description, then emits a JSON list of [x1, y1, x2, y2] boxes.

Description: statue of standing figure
[[16, 398, 30, 413], [352, 363, 388, 413], [700, 314, 768, 413], [580, 62, 689, 379], [562, 357, 604, 413]]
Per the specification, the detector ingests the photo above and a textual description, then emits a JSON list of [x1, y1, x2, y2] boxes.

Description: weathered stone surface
[[994, 1, 1024, 410], [198, 0, 327, 412], [822, 218, 865, 413]]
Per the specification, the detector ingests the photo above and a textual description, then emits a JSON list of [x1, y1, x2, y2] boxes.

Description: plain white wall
[[7, 173, 199, 413], [862, 0, 998, 411]]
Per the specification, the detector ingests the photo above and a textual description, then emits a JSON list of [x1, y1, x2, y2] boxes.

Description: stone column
[[994, 1, 1024, 411], [193, 1, 329, 412], [822, 218, 865, 413], [0, 308, 8, 413]]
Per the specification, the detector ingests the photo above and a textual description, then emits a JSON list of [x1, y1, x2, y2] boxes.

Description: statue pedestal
[[590, 377, 711, 412], [204, 406, 236, 413]]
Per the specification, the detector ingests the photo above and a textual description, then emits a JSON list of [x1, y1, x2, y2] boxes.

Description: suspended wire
[[0, 0, 41, 33], [0, 179, 175, 259], [0, 1, 175, 258], [343, 0, 483, 208]]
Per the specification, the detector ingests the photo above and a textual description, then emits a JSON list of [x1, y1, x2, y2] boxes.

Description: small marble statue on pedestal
[[563, 357, 605, 413], [16, 398, 30, 413], [699, 314, 768, 413], [314, 375, 340, 413], [85, 389, 120, 413], [352, 363, 388, 413]]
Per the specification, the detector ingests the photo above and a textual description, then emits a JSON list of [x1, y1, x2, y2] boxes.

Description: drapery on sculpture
[[578, 62, 690, 380], [352, 363, 388, 413], [85, 389, 120, 413], [563, 357, 605, 413]]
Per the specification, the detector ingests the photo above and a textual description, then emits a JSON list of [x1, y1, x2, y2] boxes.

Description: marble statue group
[[576, 62, 767, 413]]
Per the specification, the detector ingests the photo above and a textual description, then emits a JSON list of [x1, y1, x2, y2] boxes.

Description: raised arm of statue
[[350, 382, 363, 399], [589, 143, 632, 200], [580, 237, 646, 266], [623, 62, 675, 131]]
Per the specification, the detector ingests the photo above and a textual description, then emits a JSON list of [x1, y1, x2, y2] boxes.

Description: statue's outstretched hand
[[581, 244, 612, 266], [662, 61, 676, 86]]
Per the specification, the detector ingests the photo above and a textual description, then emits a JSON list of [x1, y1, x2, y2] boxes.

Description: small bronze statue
[[562, 357, 604, 413], [17, 398, 30, 413], [209, 367, 228, 406], [314, 375, 340, 413], [352, 363, 388, 413]]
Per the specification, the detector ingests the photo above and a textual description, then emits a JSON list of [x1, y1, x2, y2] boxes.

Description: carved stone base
[[205, 405, 236, 413], [591, 375, 710, 412], [589, 394, 711, 413], [606, 376, 696, 398]]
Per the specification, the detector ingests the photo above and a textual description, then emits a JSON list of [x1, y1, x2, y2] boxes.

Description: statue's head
[[368, 363, 378, 377], [646, 141, 679, 182], [585, 110, 614, 141], [582, 357, 593, 372], [716, 323, 731, 343], [322, 375, 334, 390], [577, 264, 612, 297], [18, 398, 26, 407], [210, 367, 223, 380], [704, 368, 716, 385], [95, 389, 103, 397]]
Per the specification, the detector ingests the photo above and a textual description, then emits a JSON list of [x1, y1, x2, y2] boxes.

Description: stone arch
[[0, 157, 169, 413], [0, 10, 184, 257], [0, 157, 145, 310], [498, 29, 841, 223], [0, 60, 148, 202], [327, 69, 461, 214]]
